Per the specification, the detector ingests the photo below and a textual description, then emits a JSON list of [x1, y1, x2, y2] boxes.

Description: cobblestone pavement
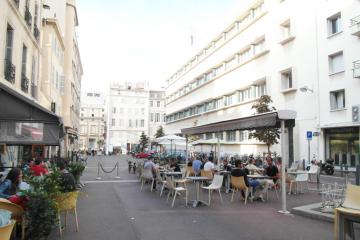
[[49, 155, 356, 240]]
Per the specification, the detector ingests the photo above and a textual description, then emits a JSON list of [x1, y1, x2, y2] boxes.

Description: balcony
[[24, 7, 32, 28], [350, 15, 360, 37], [33, 25, 40, 41], [21, 73, 29, 93], [353, 60, 360, 78], [4, 60, 16, 83], [13, 0, 19, 8]]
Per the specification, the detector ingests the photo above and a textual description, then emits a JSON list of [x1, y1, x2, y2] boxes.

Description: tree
[[139, 131, 149, 152], [154, 126, 165, 139], [248, 95, 280, 155]]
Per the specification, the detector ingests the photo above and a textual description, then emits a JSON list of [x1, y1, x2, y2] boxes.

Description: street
[[47, 155, 349, 240]]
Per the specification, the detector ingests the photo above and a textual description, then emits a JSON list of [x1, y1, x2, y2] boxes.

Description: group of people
[[0, 158, 77, 206], [187, 154, 280, 201]]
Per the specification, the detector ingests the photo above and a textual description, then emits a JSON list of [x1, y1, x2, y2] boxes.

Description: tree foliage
[[154, 126, 165, 139], [248, 95, 280, 154], [139, 131, 149, 151]]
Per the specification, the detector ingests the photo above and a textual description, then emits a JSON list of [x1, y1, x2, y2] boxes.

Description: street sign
[[307, 131, 312, 140]]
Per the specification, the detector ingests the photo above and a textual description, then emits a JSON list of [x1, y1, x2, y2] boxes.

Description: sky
[[76, 0, 246, 92]]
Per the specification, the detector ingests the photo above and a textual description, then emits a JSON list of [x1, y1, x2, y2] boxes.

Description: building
[[148, 90, 166, 140], [0, 0, 64, 166], [107, 82, 149, 153], [79, 92, 106, 151], [165, 0, 360, 167]]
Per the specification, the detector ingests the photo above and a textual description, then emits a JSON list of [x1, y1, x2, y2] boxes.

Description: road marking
[[84, 180, 139, 183]]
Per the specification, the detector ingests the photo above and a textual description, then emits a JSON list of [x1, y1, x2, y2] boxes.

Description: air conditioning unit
[[352, 105, 360, 122], [51, 102, 56, 113]]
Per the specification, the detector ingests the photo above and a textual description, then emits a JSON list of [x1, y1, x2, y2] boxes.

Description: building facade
[[107, 82, 149, 153], [148, 90, 166, 141], [79, 92, 106, 151], [165, 0, 360, 167]]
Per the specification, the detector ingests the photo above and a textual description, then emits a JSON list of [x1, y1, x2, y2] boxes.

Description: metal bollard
[[96, 161, 102, 180], [340, 163, 343, 177], [115, 162, 121, 179], [356, 165, 360, 186]]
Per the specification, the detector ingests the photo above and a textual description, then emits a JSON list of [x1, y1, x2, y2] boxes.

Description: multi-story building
[[165, 0, 360, 167], [1, 0, 42, 100], [79, 92, 106, 151], [107, 82, 149, 153], [148, 90, 166, 140]]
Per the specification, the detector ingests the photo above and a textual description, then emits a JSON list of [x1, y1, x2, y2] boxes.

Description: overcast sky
[[76, 0, 246, 92]]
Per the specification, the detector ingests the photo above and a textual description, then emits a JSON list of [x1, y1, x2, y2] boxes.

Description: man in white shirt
[[203, 156, 215, 172]]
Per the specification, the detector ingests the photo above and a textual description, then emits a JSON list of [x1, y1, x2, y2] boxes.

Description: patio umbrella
[[155, 134, 186, 155]]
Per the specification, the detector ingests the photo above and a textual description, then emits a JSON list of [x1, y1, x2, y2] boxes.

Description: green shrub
[[68, 161, 85, 183]]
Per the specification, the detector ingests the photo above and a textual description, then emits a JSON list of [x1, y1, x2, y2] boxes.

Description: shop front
[[325, 127, 360, 167], [0, 83, 64, 168]]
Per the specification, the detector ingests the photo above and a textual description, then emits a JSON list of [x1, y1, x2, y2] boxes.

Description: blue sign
[[307, 131, 312, 140]]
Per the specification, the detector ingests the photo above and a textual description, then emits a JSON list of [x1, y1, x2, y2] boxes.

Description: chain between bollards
[[95, 161, 120, 180]]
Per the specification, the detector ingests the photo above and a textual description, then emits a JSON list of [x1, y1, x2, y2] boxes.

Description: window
[[150, 101, 153, 107], [5, 24, 14, 63], [280, 69, 293, 90], [205, 133, 213, 140], [112, 107, 116, 113], [330, 89, 345, 110], [327, 13, 342, 35], [128, 119, 132, 127], [163, 114, 166, 122], [22, 45, 27, 75], [329, 51, 344, 74], [280, 20, 292, 41], [155, 113, 160, 122], [240, 131, 249, 142], [215, 132, 223, 140], [111, 118, 115, 126], [140, 119, 144, 127], [226, 131, 236, 142]]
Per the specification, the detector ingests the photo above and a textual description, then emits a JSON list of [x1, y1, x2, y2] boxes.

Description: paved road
[[49, 155, 344, 240]]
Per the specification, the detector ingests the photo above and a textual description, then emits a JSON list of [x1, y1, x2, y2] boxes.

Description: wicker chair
[[230, 176, 253, 205], [0, 220, 16, 240], [0, 198, 25, 240], [53, 191, 79, 237]]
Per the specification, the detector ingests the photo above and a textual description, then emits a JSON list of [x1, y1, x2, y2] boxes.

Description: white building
[[165, 0, 360, 167], [108, 82, 149, 153], [148, 90, 166, 140], [79, 92, 106, 151]]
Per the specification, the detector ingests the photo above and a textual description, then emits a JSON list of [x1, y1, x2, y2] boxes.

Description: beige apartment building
[[0, 0, 82, 166]]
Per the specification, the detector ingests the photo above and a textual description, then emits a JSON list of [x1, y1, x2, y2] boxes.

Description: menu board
[[32, 145, 45, 159]]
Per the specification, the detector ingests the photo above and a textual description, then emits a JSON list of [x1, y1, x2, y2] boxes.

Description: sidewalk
[[49, 155, 338, 240]]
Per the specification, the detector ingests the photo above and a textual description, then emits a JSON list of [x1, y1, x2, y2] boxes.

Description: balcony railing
[[24, 7, 32, 28], [33, 25, 40, 41], [353, 60, 360, 78], [13, 0, 19, 8], [21, 73, 29, 93], [4, 59, 16, 83], [350, 15, 360, 37]]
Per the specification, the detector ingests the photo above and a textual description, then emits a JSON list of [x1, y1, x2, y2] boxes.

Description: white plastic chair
[[140, 168, 155, 192], [201, 175, 224, 206], [307, 165, 319, 182], [289, 173, 309, 194], [166, 178, 188, 208]]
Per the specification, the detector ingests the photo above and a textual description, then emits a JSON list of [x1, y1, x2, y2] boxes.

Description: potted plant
[[68, 161, 85, 183]]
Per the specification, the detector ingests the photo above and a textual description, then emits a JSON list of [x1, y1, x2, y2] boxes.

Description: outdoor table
[[247, 174, 269, 179], [165, 171, 183, 181], [219, 171, 231, 193], [337, 169, 356, 185], [287, 170, 308, 175], [186, 176, 211, 207]]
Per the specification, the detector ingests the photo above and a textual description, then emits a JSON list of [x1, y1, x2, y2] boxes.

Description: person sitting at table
[[245, 158, 262, 175], [30, 158, 49, 176], [0, 168, 22, 199], [222, 158, 232, 172], [192, 157, 202, 176], [57, 160, 77, 192], [170, 158, 181, 172], [231, 160, 265, 201], [204, 156, 216, 173], [143, 157, 157, 190], [265, 157, 279, 186]]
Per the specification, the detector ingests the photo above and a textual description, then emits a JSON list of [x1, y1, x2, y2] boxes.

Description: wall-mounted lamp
[[299, 86, 314, 93]]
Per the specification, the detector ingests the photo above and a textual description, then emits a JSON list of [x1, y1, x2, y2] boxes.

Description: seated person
[[231, 160, 267, 201], [222, 158, 232, 172], [245, 158, 262, 175], [203, 156, 216, 173], [0, 168, 22, 199], [169, 159, 181, 172], [30, 158, 49, 176], [265, 157, 279, 186], [192, 157, 202, 176], [143, 158, 157, 189], [57, 161, 77, 192]]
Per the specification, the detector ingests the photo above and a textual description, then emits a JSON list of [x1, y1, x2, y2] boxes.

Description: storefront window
[[325, 127, 359, 167]]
